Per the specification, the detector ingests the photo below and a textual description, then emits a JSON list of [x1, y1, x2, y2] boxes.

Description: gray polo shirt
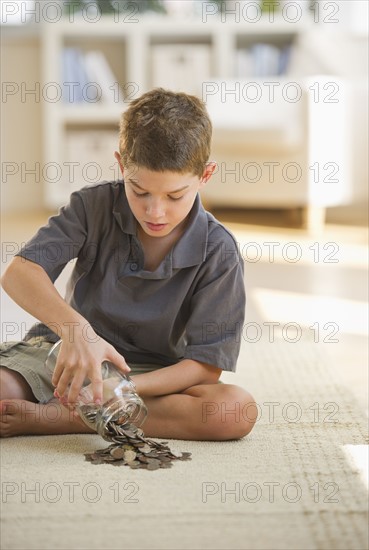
[[17, 180, 245, 372]]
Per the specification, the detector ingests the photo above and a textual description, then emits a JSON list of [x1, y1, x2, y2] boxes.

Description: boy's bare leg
[[0, 399, 95, 437], [0, 367, 93, 437], [142, 384, 257, 441], [0, 368, 257, 440]]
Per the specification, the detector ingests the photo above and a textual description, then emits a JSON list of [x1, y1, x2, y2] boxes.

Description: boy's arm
[[130, 359, 222, 398], [1, 257, 131, 404]]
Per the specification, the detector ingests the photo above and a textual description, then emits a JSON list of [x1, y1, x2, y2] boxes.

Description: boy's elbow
[[1, 262, 13, 291], [1, 256, 31, 291]]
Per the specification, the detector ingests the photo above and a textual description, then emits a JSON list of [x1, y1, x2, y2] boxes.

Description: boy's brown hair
[[119, 88, 212, 178]]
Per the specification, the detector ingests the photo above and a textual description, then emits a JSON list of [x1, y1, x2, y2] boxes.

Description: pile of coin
[[84, 415, 192, 470]]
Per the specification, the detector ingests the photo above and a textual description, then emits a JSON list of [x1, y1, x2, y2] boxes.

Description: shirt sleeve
[[15, 191, 88, 283], [183, 231, 246, 372]]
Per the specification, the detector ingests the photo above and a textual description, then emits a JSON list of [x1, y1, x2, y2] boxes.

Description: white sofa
[[201, 77, 352, 231]]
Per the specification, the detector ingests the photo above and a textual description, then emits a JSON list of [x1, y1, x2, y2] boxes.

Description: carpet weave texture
[[1, 338, 368, 550]]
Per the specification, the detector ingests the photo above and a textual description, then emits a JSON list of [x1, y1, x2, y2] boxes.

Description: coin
[[123, 450, 137, 463], [146, 462, 160, 470], [110, 447, 125, 460]]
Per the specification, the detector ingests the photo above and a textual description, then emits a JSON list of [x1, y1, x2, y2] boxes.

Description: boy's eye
[[168, 195, 183, 201], [133, 190, 183, 201]]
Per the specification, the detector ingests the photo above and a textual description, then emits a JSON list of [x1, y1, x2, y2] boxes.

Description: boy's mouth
[[145, 222, 168, 232]]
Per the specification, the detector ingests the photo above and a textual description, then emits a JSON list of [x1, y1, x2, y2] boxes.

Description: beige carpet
[[1, 336, 368, 550]]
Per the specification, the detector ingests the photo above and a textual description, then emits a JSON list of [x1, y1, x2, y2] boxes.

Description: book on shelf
[[236, 44, 292, 78], [62, 48, 88, 103], [62, 48, 124, 105]]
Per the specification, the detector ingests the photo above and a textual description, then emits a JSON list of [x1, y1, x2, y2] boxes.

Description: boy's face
[[114, 153, 215, 239]]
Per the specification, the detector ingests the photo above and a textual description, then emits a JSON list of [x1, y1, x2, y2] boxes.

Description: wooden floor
[[1, 208, 368, 413]]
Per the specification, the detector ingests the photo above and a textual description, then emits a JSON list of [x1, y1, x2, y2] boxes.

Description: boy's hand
[[51, 332, 131, 407]]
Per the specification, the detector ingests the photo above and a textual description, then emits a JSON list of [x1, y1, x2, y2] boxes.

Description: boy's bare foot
[[0, 399, 94, 437]]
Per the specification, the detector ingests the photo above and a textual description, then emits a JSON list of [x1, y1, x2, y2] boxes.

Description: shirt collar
[[112, 180, 209, 269], [112, 180, 137, 235], [172, 194, 208, 268]]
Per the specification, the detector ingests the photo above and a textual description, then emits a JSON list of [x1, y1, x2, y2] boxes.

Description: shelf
[[41, 14, 351, 214], [59, 105, 125, 125], [43, 14, 314, 38]]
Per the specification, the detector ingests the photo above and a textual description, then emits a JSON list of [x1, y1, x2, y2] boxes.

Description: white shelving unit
[[41, 15, 352, 230]]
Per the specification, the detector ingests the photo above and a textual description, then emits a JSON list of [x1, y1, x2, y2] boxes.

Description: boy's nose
[[145, 200, 165, 219]]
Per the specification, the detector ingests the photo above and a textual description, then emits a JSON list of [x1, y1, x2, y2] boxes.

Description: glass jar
[[45, 340, 147, 440]]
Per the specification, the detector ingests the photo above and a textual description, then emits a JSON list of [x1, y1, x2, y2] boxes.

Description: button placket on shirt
[[127, 236, 142, 273]]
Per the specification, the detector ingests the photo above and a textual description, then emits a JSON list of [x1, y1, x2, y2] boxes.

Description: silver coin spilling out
[[82, 406, 192, 470]]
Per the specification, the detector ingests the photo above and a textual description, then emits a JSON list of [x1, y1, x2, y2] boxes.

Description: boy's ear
[[114, 151, 124, 176], [200, 161, 217, 187]]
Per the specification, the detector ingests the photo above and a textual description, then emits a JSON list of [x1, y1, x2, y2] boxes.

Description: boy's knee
[[0, 367, 36, 401], [202, 384, 258, 440], [0, 367, 18, 399]]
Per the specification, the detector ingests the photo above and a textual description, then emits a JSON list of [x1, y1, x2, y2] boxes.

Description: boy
[[0, 89, 256, 440]]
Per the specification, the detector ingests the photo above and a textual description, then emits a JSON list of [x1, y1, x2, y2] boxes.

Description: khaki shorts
[[0, 338, 163, 404]]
